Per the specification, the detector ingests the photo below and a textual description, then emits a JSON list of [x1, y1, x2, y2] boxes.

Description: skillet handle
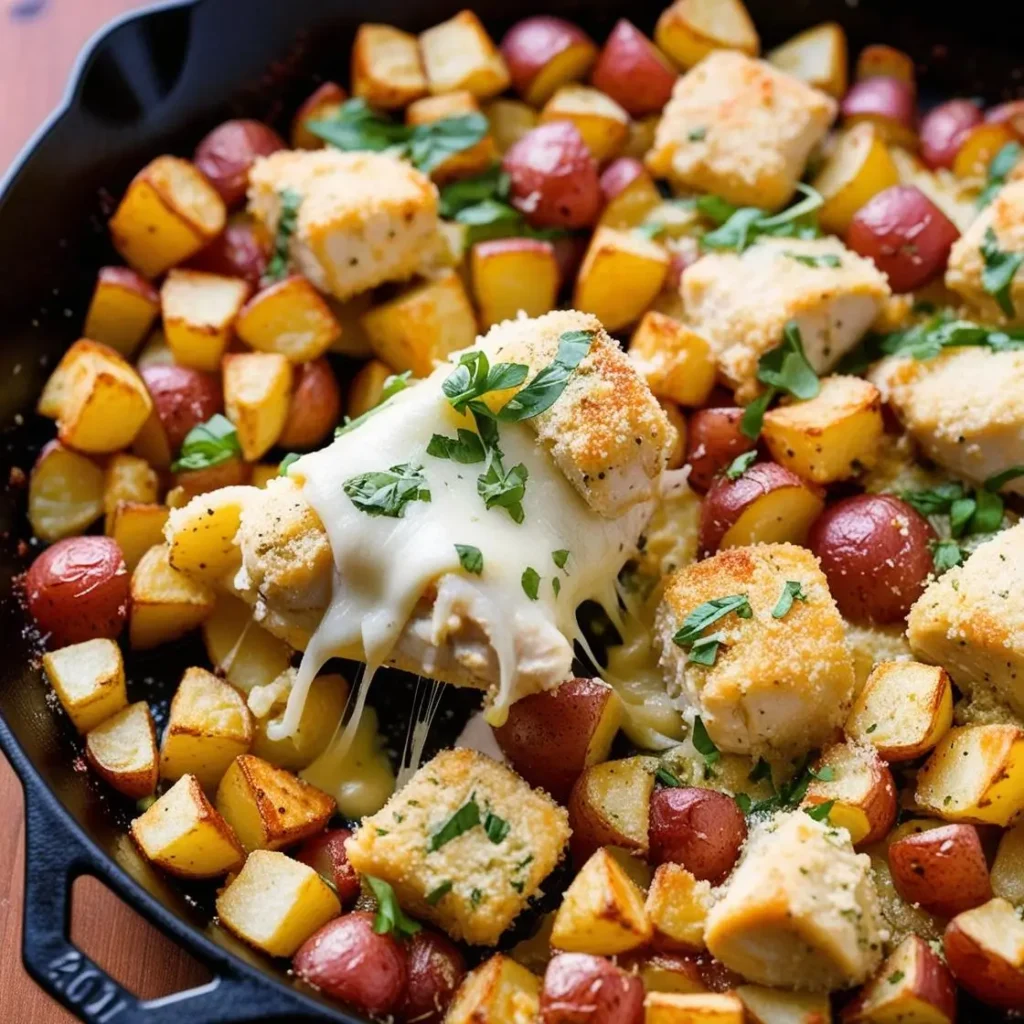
[[19, 779, 318, 1024]]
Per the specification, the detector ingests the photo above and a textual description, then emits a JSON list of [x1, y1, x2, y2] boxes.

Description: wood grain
[[1, 2, 210, 1019]]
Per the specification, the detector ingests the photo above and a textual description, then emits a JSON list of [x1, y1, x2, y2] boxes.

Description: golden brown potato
[[42, 638, 127, 735], [85, 701, 159, 799], [447, 955, 540, 1024], [766, 22, 848, 98], [83, 266, 161, 357], [347, 358, 397, 418], [160, 269, 250, 372], [568, 756, 656, 864], [645, 863, 712, 951], [419, 10, 510, 99], [406, 91, 496, 182], [235, 276, 341, 363], [108, 502, 170, 572], [352, 23, 428, 109], [470, 238, 560, 329], [129, 543, 216, 650], [655, 0, 759, 70], [222, 351, 293, 460], [629, 313, 716, 408], [164, 484, 254, 582], [484, 98, 538, 154], [102, 453, 159, 533], [28, 441, 104, 543], [201, 595, 293, 694], [540, 85, 630, 163], [645, 992, 745, 1023]]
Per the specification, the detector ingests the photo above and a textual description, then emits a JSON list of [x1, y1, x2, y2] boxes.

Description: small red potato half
[[919, 99, 983, 170], [140, 363, 223, 454], [294, 828, 361, 907], [187, 217, 269, 287], [500, 16, 598, 108], [591, 20, 677, 118], [277, 358, 343, 451], [648, 786, 747, 885], [841, 76, 917, 148], [400, 930, 467, 1024], [888, 823, 992, 919], [193, 119, 285, 207], [684, 408, 755, 492], [807, 493, 936, 624], [568, 756, 656, 864], [293, 912, 408, 1016], [944, 898, 1024, 1012], [540, 953, 644, 1024], [25, 536, 129, 647]]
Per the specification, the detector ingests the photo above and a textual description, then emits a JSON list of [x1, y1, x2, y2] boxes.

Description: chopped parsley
[[483, 810, 510, 844], [552, 549, 570, 570], [521, 567, 541, 600], [725, 450, 757, 480], [552, 577, 561, 597], [510, 879, 525, 893], [870, 310, 1024, 362], [981, 226, 1023, 319], [426, 880, 453, 905], [735, 753, 823, 818], [366, 875, 421, 938], [698, 183, 824, 254], [692, 715, 720, 766], [805, 800, 835, 822], [866, 723, 878, 734], [497, 330, 595, 422], [672, 594, 751, 665], [688, 631, 726, 666], [170, 414, 241, 473], [455, 544, 483, 575], [428, 797, 480, 851], [470, 888, 484, 907], [985, 465, 1024, 492], [343, 462, 431, 518], [278, 452, 301, 476], [888, 970, 906, 985], [262, 188, 301, 284], [427, 428, 486, 463], [808, 765, 836, 782], [772, 580, 808, 619], [978, 141, 1023, 208], [741, 321, 821, 439], [656, 766, 683, 788], [687, 126, 708, 141], [783, 251, 842, 268], [442, 350, 528, 414], [931, 539, 964, 575], [335, 370, 413, 437], [478, 458, 529, 523]]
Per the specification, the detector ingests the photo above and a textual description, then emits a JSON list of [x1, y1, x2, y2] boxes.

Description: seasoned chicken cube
[[908, 520, 1024, 718], [705, 810, 885, 991], [655, 543, 855, 758], [870, 348, 1024, 496], [247, 149, 439, 302], [684, 237, 890, 402], [946, 179, 1024, 325], [345, 749, 569, 945], [647, 51, 836, 210]]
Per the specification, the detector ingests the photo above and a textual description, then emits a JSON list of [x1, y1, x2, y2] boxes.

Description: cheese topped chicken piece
[[705, 810, 885, 991], [870, 347, 1024, 496], [647, 50, 836, 210], [655, 543, 855, 758], [684, 236, 890, 402], [247, 149, 439, 301], [908, 520, 1024, 718]]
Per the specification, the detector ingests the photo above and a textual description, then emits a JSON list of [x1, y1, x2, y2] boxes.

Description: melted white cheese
[[268, 365, 649, 745]]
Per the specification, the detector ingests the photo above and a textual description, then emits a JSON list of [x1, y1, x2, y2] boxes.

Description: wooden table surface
[[0, 1, 210, 1019]]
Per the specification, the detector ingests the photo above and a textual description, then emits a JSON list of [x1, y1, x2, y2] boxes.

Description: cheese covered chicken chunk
[[247, 149, 439, 301], [705, 810, 885, 991], [684, 237, 890, 402], [655, 543, 855, 757], [647, 50, 836, 210]]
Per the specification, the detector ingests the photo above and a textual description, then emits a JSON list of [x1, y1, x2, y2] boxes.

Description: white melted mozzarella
[[267, 365, 650, 743]]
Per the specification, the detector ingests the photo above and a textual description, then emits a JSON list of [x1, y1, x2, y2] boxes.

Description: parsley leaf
[[740, 322, 820, 439], [263, 188, 301, 284], [985, 465, 1024, 492], [656, 766, 682, 787], [688, 632, 725, 665], [408, 113, 490, 174], [442, 350, 528, 413], [521, 567, 541, 600], [478, 458, 528, 523], [783, 251, 841, 268], [931, 539, 965, 575], [483, 810, 510, 844], [981, 226, 1023, 318], [427, 428, 486, 464], [335, 371, 413, 437], [692, 715, 720, 765], [343, 462, 431, 518], [552, 549, 570, 570], [552, 576, 561, 597], [171, 414, 241, 473], [699, 184, 824, 253], [877, 311, 1024, 361], [899, 481, 967, 516], [428, 798, 481, 851], [278, 452, 301, 476], [366, 875, 421, 938], [439, 166, 510, 218], [687, 126, 708, 141], [426, 880, 453, 905], [772, 580, 808, 619], [808, 765, 836, 782], [805, 800, 835, 822], [888, 970, 906, 985], [455, 544, 483, 575], [725, 450, 757, 480], [978, 141, 1023, 208], [672, 594, 752, 647], [498, 330, 595, 421], [972, 487, 1004, 534], [308, 99, 410, 152]]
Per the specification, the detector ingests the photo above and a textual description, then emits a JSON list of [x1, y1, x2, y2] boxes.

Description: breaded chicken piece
[[655, 544, 855, 758], [705, 811, 885, 991], [908, 521, 1024, 718], [870, 348, 1024, 496], [247, 149, 439, 301], [647, 51, 836, 210], [478, 310, 674, 517], [684, 237, 890, 402], [946, 179, 1024, 325]]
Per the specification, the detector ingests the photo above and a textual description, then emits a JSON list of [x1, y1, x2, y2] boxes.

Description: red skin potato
[[919, 99, 983, 169], [293, 912, 408, 1016], [846, 185, 960, 293], [684, 408, 754, 492], [193, 119, 285, 207], [500, 17, 596, 101], [399, 930, 467, 1024], [503, 123, 602, 230], [986, 100, 1024, 141], [540, 953, 644, 1024], [294, 828, 360, 907], [807, 494, 936, 624], [591, 20, 677, 118], [944, 911, 1024, 1012], [140, 364, 223, 454], [96, 265, 159, 304], [187, 219, 269, 287], [277, 358, 343, 450], [648, 786, 747, 885], [551, 234, 589, 290], [599, 157, 647, 201], [25, 537, 129, 647], [841, 77, 917, 131]]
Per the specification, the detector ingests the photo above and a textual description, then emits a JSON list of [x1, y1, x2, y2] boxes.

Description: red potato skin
[[846, 185, 960, 293], [841, 77, 916, 128], [25, 537, 129, 647], [187, 219, 269, 287], [684, 408, 754, 492], [277, 358, 343, 450], [97, 265, 160, 304], [141, 364, 223, 454], [503, 123, 602, 230], [807, 494, 936, 624], [552, 234, 589, 290], [294, 828, 361, 907], [986, 101, 1024, 141], [399, 931, 467, 1024], [888, 823, 992, 919], [293, 912, 408, 1016], [193, 119, 285, 207], [944, 916, 1024, 1012], [591, 20, 677, 118], [920, 99, 983, 170], [599, 157, 647, 202], [648, 787, 747, 885], [540, 953, 644, 1024], [500, 17, 596, 100]]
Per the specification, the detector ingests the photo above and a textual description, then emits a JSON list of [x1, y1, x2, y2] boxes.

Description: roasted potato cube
[[129, 543, 216, 649], [761, 375, 883, 484], [103, 453, 159, 532], [160, 269, 250, 372], [766, 22, 848, 99], [991, 823, 1024, 906], [916, 724, 1024, 827], [85, 701, 159, 799], [406, 91, 496, 182], [573, 227, 669, 332], [109, 502, 170, 572], [109, 156, 226, 278], [215, 849, 340, 957], [215, 754, 335, 852], [291, 82, 347, 150], [42, 638, 127, 734], [629, 313, 716, 407], [201, 594, 293, 694], [943, 898, 1024, 1012], [165, 485, 257, 583], [655, 0, 759, 70], [448, 954, 540, 1024], [540, 85, 630, 163], [645, 992, 746, 1024], [223, 352, 293, 461], [160, 667, 252, 789], [736, 987, 832, 1024], [131, 773, 244, 878], [645, 863, 712, 951], [235, 276, 341, 363], [347, 358, 398, 418], [568, 756, 656, 864], [361, 270, 477, 376], [551, 847, 653, 955], [471, 238, 559, 329], [83, 267, 160, 357], [28, 441, 104, 543], [846, 660, 953, 762], [352, 23, 428, 109], [419, 10, 511, 99], [38, 339, 118, 420], [485, 99, 538, 154]]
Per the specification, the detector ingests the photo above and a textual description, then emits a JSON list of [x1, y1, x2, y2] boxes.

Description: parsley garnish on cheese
[[672, 594, 752, 665], [427, 429, 486, 464], [521, 567, 541, 600], [426, 880, 453, 905], [477, 458, 529, 523], [343, 462, 431, 518], [552, 549, 570, 570], [805, 799, 835, 822], [483, 810, 510, 844], [455, 544, 483, 575]]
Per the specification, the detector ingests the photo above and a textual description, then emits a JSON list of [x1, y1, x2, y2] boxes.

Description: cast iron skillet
[[1, 0, 1022, 1020]]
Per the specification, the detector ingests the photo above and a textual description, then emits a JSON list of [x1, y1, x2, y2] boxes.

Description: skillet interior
[[0, 0, 1022, 1019]]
